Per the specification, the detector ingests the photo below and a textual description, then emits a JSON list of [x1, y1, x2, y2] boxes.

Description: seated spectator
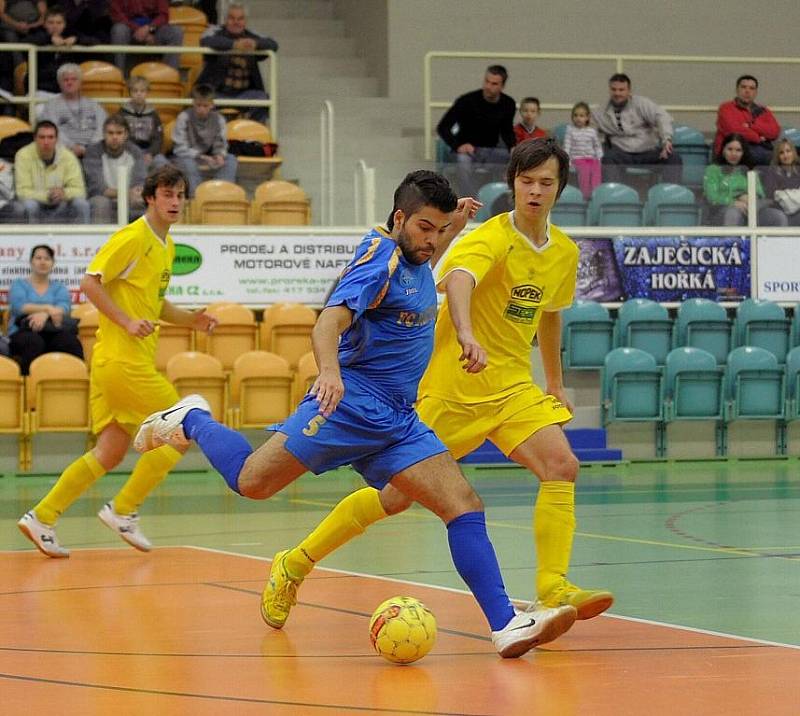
[[591, 73, 681, 184], [0, 159, 25, 222], [8, 243, 83, 375], [26, 7, 77, 96], [39, 63, 106, 159], [14, 120, 90, 224], [171, 83, 237, 197], [564, 101, 603, 200], [110, 0, 184, 70], [715, 75, 780, 167], [437, 64, 516, 196], [514, 97, 548, 145], [60, 0, 112, 46], [703, 133, 770, 226], [121, 76, 166, 169], [197, 2, 277, 124], [0, 0, 46, 43], [759, 137, 800, 227], [83, 114, 147, 223]]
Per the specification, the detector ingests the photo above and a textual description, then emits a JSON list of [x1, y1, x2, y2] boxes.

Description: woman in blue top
[[9, 244, 83, 374]]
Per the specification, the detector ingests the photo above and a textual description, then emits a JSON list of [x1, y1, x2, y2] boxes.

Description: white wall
[[333, 0, 389, 94]]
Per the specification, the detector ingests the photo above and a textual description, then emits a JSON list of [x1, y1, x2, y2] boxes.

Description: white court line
[[184, 544, 800, 652]]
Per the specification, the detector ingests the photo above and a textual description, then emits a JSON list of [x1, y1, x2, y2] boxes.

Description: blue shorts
[[269, 379, 448, 489]]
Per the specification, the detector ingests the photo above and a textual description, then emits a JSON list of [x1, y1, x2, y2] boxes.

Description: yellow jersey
[[419, 212, 578, 404], [86, 216, 174, 367]]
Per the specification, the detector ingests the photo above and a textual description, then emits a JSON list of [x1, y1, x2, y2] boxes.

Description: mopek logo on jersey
[[510, 284, 543, 302]]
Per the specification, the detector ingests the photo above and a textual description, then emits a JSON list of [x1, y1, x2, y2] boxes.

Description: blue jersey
[[326, 227, 438, 406]]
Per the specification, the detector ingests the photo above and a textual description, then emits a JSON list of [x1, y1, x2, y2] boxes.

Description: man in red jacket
[[715, 75, 780, 165]]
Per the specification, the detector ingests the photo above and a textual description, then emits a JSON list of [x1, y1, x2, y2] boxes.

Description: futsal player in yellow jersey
[[261, 138, 613, 629], [18, 165, 217, 557]]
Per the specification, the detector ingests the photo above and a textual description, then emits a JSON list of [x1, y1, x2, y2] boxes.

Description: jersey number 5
[[302, 414, 327, 436]]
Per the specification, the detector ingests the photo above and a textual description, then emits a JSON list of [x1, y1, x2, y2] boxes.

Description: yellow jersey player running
[[18, 165, 217, 557], [261, 138, 613, 629]]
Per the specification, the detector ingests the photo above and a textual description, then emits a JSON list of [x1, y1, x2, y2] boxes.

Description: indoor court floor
[[1, 458, 799, 715]]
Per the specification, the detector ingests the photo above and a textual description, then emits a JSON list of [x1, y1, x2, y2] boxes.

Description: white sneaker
[[17, 511, 70, 558], [491, 604, 577, 658], [98, 502, 152, 552], [134, 394, 211, 452]]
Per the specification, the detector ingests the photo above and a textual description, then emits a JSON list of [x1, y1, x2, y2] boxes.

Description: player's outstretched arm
[[442, 270, 487, 373], [537, 310, 573, 412], [430, 197, 482, 269], [80, 273, 154, 339], [310, 305, 353, 417], [160, 300, 217, 334]]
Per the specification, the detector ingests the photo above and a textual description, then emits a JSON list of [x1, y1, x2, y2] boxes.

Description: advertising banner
[[754, 235, 800, 302]]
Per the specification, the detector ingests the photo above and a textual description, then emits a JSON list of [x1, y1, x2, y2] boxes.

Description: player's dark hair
[[520, 96, 540, 109], [29, 244, 55, 261], [736, 74, 758, 88], [486, 64, 508, 84], [34, 120, 58, 137], [715, 133, 754, 169], [505, 137, 569, 199], [386, 170, 457, 230], [609, 73, 631, 86], [142, 164, 187, 201]]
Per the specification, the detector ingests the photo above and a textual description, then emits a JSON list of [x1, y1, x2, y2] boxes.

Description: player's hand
[[659, 140, 673, 159], [547, 385, 574, 415], [451, 197, 482, 234], [310, 369, 344, 418], [192, 310, 218, 334], [457, 332, 487, 373], [456, 143, 476, 155], [126, 318, 155, 338]]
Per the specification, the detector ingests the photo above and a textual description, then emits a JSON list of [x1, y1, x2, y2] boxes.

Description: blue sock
[[447, 511, 515, 631], [183, 409, 251, 495]]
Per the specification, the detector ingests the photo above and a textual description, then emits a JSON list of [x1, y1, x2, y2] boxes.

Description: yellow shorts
[[417, 385, 572, 460], [90, 359, 179, 436]]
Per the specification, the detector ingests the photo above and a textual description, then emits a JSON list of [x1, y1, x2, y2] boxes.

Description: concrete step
[[249, 18, 347, 39], [279, 55, 368, 78], [277, 75, 381, 100], [276, 35, 358, 57], [247, 0, 334, 21]]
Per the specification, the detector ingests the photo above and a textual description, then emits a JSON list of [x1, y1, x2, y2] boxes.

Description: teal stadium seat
[[786, 346, 800, 421], [672, 125, 709, 188], [475, 181, 510, 221], [602, 347, 663, 423], [792, 303, 800, 347], [724, 346, 785, 419], [733, 298, 791, 363], [552, 123, 568, 146], [550, 184, 587, 226], [561, 299, 615, 370], [587, 182, 642, 226], [675, 298, 732, 364], [617, 298, 673, 364], [664, 347, 723, 420], [782, 127, 800, 151], [644, 183, 701, 226]]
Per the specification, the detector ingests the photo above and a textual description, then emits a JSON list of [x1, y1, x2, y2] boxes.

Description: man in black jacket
[[196, 2, 278, 123], [437, 65, 516, 196]]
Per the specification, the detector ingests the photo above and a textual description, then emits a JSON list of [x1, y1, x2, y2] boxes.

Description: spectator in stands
[[514, 97, 548, 145], [121, 76, 165, 169], [0, 159, 25, 222], [703, 133, 773, 226], [171, 83, 237, 197], [592, 73, 681, 184], [197, 1, 278, 124], [8, 243, 83, 375], [759, 137, 800, 227], [564, 101, 603, 200], [110, 0, 184, 70], [39, 63, 106, 159], [14, 120, 90, 223], [60, 0, 112, 46], [437, 64, 516, 196], [83, 114, 147, 223], [27, 7, 77, 96], [0, 0, 46, 43], [715, 75, 780, 167]]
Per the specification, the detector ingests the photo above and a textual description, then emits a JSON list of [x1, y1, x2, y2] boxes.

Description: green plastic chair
[[672, 125, 709, 188], [782, 127, 800, 151], [587, 182, 642, 226], [676, 298, 732, 364], [644, 183, 701, 226], [786, 346, 800, 420], [475, 181, 511, 221], [665, 347, 723, 420], [733, 298, 790, 363], [602, 347, 663, 423], [551, 184, 587, 226], [617, 298, 673, 365], [725, 346, 785, 419], [561, 300, 615, 370]]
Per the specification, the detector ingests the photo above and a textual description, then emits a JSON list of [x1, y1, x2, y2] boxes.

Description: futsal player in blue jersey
[[134, 170, 576, 658]]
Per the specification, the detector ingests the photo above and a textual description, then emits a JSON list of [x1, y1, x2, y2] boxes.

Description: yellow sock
[[534, 480, 576, 599], [113, 445, 183, 515], [34, 452, 107, 526], [284, 487, 388, 579]]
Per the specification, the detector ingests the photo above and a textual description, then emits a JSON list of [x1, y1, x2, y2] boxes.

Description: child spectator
[[171, 83, 237, 197], [120, 76, 165, 170], [759, 137, 800, 227], [514, 97, 547, 145], [563, 101, 603, 200], [82, 114, 147, 223], [26, 7, 76, 96]]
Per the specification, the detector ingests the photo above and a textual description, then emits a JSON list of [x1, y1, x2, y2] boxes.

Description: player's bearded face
[[395, 208, 452, 265]]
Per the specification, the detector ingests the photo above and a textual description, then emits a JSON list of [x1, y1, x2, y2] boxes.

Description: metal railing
[[1, 43, 278, 136], [320, 99, 334, 225], [424, 50, 800, 160], [353, 159, 376, 226]]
